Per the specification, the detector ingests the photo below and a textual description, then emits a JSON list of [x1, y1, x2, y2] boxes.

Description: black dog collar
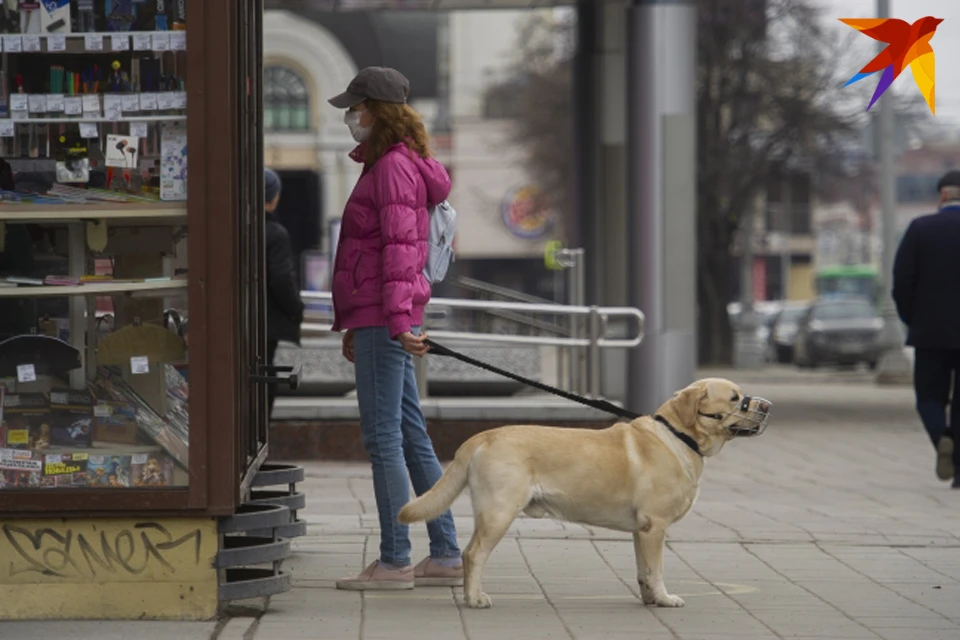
[[654, 414, 702, 457]]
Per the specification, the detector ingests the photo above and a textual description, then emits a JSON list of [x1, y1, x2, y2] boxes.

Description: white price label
[[64, 97, 82, 116], [104, 95, 123, 121], [157, 93, 177, 110], [4, 395, 19, 408], [46, 94, 65, 113], [173, 91, 187, 109], [11, 111, 28, 121], [133, 33, 152, 51], [132, 453, 149, 465], [139, 93, 158, 111], [170, 32, 187, 51], [48, 35, 67, 52], [130, 122, 148, 138], [0, 121, 14, 138], [50, 392, 68, 405], [122, 94, 140, 111], [46, 454, 63, 464], [16, 364, 36, 383], [22, 35, 40, 52], [27, 95, 46, 114], [79, 123, 99, 138], [4, 36, 22, 53], [82, 94, 101, 115], [84, 34, 104, 52], [130, 356, 150, 375], [9, 94, 27, 112], [111, 34, 129, 51], [152, 33, 170, 51], [93, 404, 112, 418]]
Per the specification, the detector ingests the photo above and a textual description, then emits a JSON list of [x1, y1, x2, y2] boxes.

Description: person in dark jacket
[[893, 170, 960, 487], [265, 168, 305, 418]]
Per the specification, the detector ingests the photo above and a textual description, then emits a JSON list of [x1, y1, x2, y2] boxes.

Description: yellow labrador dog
[[398, 378, 771, 609]]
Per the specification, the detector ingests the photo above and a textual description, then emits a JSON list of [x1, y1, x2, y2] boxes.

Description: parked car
[[792, 296, 883, 369], [766, 301, 811, 363]]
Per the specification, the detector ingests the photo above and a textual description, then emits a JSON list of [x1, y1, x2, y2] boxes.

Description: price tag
[[152, 33, 170, 51], [157, 92, 177, 110], [79, 123, 99, 139], [104, 95, 123, 121], [17, 364, 36, 383], [139, 93, 158, 111], [48, 34, 67, 52], [50, 392, 68, 405], [130, 356, 150, 375], [122, 94, 140, 111], [46, 454, 63, 464], [0, 121, 14, 137], [46, 94, 65, 112], [84, 34, 104, 52], [22, 35, 40, 52], [111, 34, 129, 51], [130, 121, 148, 138], [172, 91, 187, 109], [27, 95, 46, 114], [82, 94, 101, 115], [9, 94, 27, 112], [4, 35, 22, 53], [11, 111, 28, 121], [170, 32, 187, 51], [4, 395, 19, 408], [93, 404, 112, 418], [64, 97, 82, 116], [133, 33, 152, 51]]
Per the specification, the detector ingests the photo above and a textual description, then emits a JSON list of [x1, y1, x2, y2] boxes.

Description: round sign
[[500, 185, 554, 239]]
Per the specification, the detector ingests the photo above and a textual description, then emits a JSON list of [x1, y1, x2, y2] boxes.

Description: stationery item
[[159, 121, 186, 201], [39, 0, 69, 33], [54, 132, 90, 184], [17, 1, 40, 34], [0, 1, 19, 34], [105, 0, 136, 32], [173, 0, 185, 30], [155, 0, 167, 30], [105, 134, 138, 169], [77, 0, 95, 33]]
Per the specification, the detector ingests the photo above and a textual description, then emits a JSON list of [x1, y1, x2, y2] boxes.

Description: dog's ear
[[667, 382, 706, 427]]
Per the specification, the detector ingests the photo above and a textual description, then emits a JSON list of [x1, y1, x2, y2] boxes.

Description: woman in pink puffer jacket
[[328, 67, 463, 592]]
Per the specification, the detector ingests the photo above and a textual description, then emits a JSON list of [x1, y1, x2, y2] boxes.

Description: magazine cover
[[49, 389, 95, 447], [0, 448, 43, 488], [87, 454, 132, 488], [43, 452, 89, 487], [2, 393, 51, 450], [132, 452, 174, 487]]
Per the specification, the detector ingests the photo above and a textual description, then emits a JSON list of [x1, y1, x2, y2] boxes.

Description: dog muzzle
[[700, 396, 772, 437]]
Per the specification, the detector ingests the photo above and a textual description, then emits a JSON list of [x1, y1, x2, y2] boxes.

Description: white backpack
[[424, 200, 457, 283]]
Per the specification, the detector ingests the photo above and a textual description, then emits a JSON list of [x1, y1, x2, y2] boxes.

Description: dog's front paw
[[655, 594, 685, 608], [465, 592, 493, 609]]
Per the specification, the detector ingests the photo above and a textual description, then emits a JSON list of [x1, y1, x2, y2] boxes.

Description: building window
[[264, 66, 311, 131]]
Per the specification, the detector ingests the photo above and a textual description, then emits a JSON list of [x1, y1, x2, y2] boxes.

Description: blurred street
[[8, 368, 960, 640]]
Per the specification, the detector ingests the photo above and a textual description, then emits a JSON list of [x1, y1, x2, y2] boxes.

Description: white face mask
[[344, 110, 372, 143]]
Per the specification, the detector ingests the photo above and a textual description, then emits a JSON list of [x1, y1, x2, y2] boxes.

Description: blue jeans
[[353, 326, 461, 566]]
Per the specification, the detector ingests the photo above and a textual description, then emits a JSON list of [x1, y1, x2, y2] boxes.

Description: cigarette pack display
[[49, 389, 94, 447], [87, 454, 133, 488], [2, 393, 51, 450]]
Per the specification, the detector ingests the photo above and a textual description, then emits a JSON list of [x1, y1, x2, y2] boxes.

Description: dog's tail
[[398, 436, 482, 524]]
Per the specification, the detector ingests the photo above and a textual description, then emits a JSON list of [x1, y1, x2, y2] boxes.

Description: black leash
[[423, 339, 702, 456]]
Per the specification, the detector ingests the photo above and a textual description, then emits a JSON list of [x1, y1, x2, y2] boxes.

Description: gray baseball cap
[[328, 67, 410, 109]]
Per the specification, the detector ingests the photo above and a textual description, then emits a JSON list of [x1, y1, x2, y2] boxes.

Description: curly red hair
[[363, 100, 432, 165]]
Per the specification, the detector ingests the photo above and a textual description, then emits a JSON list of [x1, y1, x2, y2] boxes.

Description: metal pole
[[734, 208, 762, 368], [588, 306, 601, 398], [874, 0, 911, 384], [626, 0, 697, 413]]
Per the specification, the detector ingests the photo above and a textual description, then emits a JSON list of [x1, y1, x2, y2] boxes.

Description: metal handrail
[[299, 291, 645, 348]]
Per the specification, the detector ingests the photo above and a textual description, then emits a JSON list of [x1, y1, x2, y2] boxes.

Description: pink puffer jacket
[[332, 142, 451, 338]]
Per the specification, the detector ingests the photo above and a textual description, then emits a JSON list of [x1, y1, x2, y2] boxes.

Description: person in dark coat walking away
[[265, 168, 305, 419], [893, 170, 960, 487]]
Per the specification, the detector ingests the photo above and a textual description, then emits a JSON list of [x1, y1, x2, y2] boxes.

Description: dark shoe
[[952, 478, 960, 489], [936, 435, 955, 481]]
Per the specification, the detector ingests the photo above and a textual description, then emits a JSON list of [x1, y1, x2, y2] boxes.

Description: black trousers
[[266, 339, 279, 422], [914, 348, 960, 464]]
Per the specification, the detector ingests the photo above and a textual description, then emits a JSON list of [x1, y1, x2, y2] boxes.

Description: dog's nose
[[757, 399, 771, 414]]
